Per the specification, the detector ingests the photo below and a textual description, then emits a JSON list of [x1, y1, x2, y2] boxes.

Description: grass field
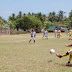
[[0, 33, 72, 72]]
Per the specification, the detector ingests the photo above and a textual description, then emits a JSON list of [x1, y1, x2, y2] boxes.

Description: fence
[[0, 28, 10, 35]]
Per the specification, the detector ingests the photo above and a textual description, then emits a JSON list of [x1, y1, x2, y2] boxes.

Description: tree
[[32, 13, 35, 16], [23, 13, 26, 17], [14, 15, 42, 31], [44, 21, 52, 28], [58, 10, 65, 21], [8, 13, 16, 21], [48, 12, 57, 22], [14, 18, 23, 31], [16, 11, 22, 19], [35, 12, 43, 22], [28, 12, 31, 16], [14, 16, 32, 31], [21, 17, 32, 31], [28, 16, 42, 30], [0, 17, 6, 33], [69, 10, 72, 20]]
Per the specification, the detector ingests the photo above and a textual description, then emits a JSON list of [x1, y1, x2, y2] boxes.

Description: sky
[[0, 0, 72, 20]]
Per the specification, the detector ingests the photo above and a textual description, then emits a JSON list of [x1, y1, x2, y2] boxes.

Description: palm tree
[[17, 11, 22, 18], [48, 11, 56, 22], [23, 13, 26, 17], [8, 13, 16, 21], [58, 10, 65, 21], [69, 10, 72, 20]]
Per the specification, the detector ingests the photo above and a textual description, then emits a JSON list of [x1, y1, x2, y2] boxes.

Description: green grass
[[0, 33, 72, 72]]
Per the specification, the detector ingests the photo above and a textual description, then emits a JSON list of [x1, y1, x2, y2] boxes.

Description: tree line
[[0, 10, 72, 32]]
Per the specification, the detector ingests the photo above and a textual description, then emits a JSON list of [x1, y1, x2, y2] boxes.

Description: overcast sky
[[0, 0, 72, 20]]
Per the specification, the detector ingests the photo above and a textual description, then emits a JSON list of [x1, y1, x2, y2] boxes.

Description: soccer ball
[[50, 49, 55, 54]]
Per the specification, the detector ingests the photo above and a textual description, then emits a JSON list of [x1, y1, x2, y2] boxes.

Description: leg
[[56, 52, 69, 58], [45, 36, 48, 39], [33, 40, 35, 43], [66, 55, 72, 66], [29, 39, 31, 43], [55, 33, 56, 37], [62, 52, 69, 57], [58, 34, 60, 38], [46, 35, 48, 39], [33, 38, 35, 43], [65, 44, 72, 47], [42, 34, 44, 38], [57, 34, 59, 38]]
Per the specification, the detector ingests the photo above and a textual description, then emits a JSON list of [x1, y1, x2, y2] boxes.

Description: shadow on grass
[[61, 64, 72, 67], [55, 63, 72, 67]]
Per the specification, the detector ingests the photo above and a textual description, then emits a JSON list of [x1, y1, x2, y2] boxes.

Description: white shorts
[[44, 34, 48, 37], [30, 37, 35, 40], [55, 32, 58, 35]]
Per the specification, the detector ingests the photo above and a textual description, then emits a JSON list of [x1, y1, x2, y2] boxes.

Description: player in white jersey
[[42, 28, 48, 39], [57, 29, 61, 38], [29, 29, 36, 43], [54, 27, 58, 37]]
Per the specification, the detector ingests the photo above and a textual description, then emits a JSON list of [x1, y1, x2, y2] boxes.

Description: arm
[[69, 38, 72, 40], [31, 32, 33, 37], [65, 44, 72, 47], [34, 32, 36, 37]]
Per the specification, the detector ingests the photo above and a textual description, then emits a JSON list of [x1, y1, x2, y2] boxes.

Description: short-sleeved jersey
[[67, 48, 72, 56], [31, 31, 36, 38], [58, 30, 61, 33], [54, 29, 58, 33], [44, 30, 48, 35], [69, 31, 72, 35]]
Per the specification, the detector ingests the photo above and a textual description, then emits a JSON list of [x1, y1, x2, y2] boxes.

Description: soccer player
[[42, 28, 48, 39], [29, 29, 36, 43], [54, 27, 58, 37], [56, 44, 72, 66], [57, 29, 61, 38], [68, 29, 72, 38]]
